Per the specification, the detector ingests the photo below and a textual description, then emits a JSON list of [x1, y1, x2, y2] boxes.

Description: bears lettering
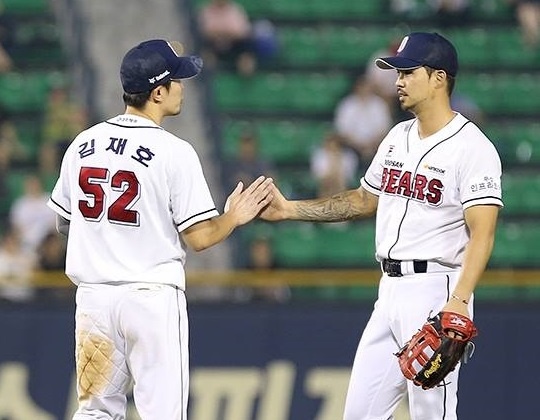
[[381, 167, 443, 205]]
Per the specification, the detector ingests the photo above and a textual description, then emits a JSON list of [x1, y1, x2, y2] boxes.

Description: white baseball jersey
[[361, 112, 503, 266], [47, 114, 219, 289]]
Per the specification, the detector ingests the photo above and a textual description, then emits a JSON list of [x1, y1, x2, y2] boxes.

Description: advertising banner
[[0, 300, 536, 419]]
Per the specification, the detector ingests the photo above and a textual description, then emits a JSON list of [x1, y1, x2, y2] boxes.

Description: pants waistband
[[381, 258, 456, 277], [78, 282, 182, 291]]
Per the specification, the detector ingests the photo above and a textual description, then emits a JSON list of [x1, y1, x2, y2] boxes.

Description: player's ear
[[432, 70, 449, 90], [150, 85, 165, 103], [435, 70, 447, 83]]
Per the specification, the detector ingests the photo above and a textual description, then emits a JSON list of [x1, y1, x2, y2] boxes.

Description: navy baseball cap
[[376, 32, 458, 77], [120, 39, 203, 94]]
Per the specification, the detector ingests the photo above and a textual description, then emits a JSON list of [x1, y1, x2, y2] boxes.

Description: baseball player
[[260, 32, 503, 419], [47, 39, 273, 419]]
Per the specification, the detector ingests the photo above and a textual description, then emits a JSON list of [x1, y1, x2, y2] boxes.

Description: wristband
[[451, 294, 469, 305]]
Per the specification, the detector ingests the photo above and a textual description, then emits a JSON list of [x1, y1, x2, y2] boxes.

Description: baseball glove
[[395, 311, 477, 390]]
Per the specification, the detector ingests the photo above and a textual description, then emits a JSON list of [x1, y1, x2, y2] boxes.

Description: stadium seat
[[231, 0, 286, 17], [457, 73, 499, 113], [14, 120, 42, 162], [8, 21, 66, 69], [501, 173, 540, 216], [316, 223, 376, 267], [324, 26, 380, 66], [203, 0, 382, 20], [303, 0, 349, 19], [278, 26, 396, 68], [5, 170, 31, 204], [484, 122, 540, 165], [272, 222, 376, 268], [0, 71, 65, 113], [214, 73, 283, 111], [213, 72, 350, 114], [278, 28, 325, 66], [469, 0, 513, 19], [493, 29, 540, 67], [451, 26, 540, 69], [507, 124, 540, 164], [483, 124, 514, 165], [276, 167, 318, 199], [272, 223, 319, 267], [449, 28, 494, 67], [498, 73, 540, 113], [459, 73, 540, 115], [491, 221, 540, 267], [10, 45, 66, 70], [221, 118, 332, 163], [0, 0, 50, 16], [256, 120, 323, 163], [342, 0, 383, 17], [222, 120, 304, 163], [288, 72, 349, 112]]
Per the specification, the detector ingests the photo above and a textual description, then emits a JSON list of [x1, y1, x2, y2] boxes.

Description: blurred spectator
[[389, 0, 470, 23], [40, 85, 87, 176], [251, 19, 279, 66], [389, 0, 419, 15], [0, 119, 28, 214], [365, 37, 409, 122], [0, 170, 6, 216], [225, 128, 276, 192], [9, 174, 56, 253], [36, 230, 66, 271], [0, 41, 12, 72], [452, 92, 485, 126], [310, 131, 359, 198], [247, 235, 275, 270], [0, 226, 36, 303], [246, 235, 290, 302], [510, 0, 540, 49], [35, 230, 73, 302], [427, 0, 471, 26], [224, 129, 275, 270], [333, 74, 393, 167], [0, 119, 28, 169], [198, 0, 257, 75]]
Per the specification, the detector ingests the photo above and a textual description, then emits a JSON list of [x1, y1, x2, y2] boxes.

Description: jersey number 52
[[78, 166, 141, 226]]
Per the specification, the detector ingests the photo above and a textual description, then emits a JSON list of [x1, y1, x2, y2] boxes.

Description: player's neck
[[124, 106, 163, 126], [415, 104, 455, 139]]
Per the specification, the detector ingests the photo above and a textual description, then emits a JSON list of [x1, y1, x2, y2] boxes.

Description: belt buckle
[[384, 259, 403, 277]]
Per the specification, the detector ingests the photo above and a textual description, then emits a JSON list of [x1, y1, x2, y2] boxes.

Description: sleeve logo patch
[[469, 176, 500, 193]]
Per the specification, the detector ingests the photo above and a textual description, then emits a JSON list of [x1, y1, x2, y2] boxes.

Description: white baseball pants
[[72, 282, 189, 420], [343, 270, 473, 420]]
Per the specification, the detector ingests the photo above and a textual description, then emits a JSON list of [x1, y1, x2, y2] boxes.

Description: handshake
[[223, 176, 288, 225]]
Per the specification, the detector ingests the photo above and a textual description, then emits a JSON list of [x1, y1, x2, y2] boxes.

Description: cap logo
[[397, 36, 409, 54], [149, 70, 170, 84]]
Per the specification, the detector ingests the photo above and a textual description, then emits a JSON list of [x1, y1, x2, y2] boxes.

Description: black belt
[[382, 258, 428, 277]]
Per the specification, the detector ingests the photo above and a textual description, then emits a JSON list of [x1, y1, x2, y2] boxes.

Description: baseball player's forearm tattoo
[[295, 190, 375, 222]]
